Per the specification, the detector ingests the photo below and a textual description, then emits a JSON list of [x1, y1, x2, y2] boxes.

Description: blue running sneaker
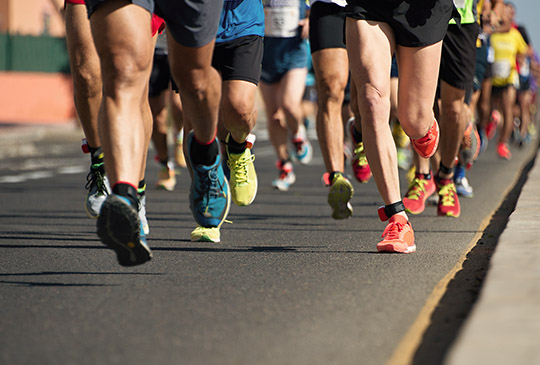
[[454, 164, 473, 198], [291, 125, 313, 165], [187, 132, 231, 228], [97, 194, 152, 266]]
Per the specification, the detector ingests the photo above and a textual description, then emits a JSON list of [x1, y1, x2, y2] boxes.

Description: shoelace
[[381, 220, 406, 240], [439, 183, 457, 206], [85, 164, 107, 194], [353, 142, 368, 166], [406, 178, 428, 200], [227, 153, 255, 185]]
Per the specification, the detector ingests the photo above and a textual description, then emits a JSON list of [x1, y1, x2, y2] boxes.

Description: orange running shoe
[[376, 215, 416, 253], [411, 119, 439, 158], [403, 172, 436, 214], [496, 142, 512, 160], [437, 178, 460, 217]]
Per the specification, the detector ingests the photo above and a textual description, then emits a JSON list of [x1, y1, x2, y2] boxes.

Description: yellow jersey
[[490, 28, 528, 87]]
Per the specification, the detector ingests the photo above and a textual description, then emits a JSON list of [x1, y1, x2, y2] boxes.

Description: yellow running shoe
[[226, 133, 258, 206], [327, 172, 354, 219], [191, 226, 221, 243]]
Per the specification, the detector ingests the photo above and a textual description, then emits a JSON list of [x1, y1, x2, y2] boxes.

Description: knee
[[359, 83, 389, 118], [398, 106, 434, 138], [316, 78, 345, 108], [101, 54, 151, 95]]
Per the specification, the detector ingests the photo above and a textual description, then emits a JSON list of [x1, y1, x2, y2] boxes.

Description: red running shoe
[[437, 178, 460, 217], [496, 142, 512, 160], [403, 172, 436, 214], [376, 215, 416, 253], [411, 119, 439, 158], [348, 118, 372, 183]]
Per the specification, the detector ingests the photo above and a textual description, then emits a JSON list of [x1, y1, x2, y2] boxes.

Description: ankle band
[[439, 163, 454, 176], [378, 201, 405, 221]]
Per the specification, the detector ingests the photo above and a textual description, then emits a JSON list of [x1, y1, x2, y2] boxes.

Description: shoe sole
[[377, 242, 416, 253], [328, 179, 354, 219], [97, 196, 152, 267]]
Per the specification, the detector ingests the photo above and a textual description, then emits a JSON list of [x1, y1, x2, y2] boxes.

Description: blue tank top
[[216, 0, 265, 43]]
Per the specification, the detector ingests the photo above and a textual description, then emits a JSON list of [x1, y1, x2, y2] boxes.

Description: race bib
[[492, 60, 511, 79], [264, 7, 299, 38]]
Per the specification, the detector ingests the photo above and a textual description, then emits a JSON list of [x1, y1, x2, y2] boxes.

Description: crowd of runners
[[63, 0, 538, 265]]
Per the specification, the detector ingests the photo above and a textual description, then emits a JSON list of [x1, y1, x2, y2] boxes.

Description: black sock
[[190, 137, 219, 166], [351, 126, 363, 143], [158, 159, 168, 168], [329, 171, 342, 182], [112, 183, 138, 208], [227, 137, 247, 154], [88, 146, 104, 170], [138, 179, 146, 196]]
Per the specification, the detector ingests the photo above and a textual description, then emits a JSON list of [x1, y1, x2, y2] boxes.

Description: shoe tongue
[[389, 215, 408, 225]]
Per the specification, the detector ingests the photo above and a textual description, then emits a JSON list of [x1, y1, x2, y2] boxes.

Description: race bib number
[[264, 7, 299, 38], [492, 60, 511, 79]]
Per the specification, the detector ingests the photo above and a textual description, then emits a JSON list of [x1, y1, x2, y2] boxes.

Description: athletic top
[[263, 0, 307, 38], [449, 0, 478, 25], [217, 0, 265, 43], [490, 28, 528, 87], [309, 0, 347, 8]]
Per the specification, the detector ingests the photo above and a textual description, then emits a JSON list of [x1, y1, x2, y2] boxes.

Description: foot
[[291, 125, 313, 165], [347, 118, 372, 183], [272, 160, 296, 191], [437, 178, 461, 217], [376, 215, 416, 253], [403, 172, 436, 214], [186, 132, 231, 228], [226, 133, 258, 206], [327, 172, 354, 219], [156, 163, 176, 191], [85, 163, 110, 218], [191, 225, 221, 243], [411, 119, 439, 159], [97, 194, 152, 266]]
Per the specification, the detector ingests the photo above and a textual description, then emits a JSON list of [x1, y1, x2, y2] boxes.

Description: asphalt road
[[0, 123, 537, 365]]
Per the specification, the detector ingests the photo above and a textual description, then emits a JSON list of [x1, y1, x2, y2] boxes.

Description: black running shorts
[[345, 0, 454, 47], [85, 0, 222, 48], [212, 35, 263, 85], [440, 23, 480, 90], [309, 2, 347, 54]]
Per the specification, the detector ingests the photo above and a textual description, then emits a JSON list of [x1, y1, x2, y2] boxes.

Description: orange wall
[[0, 0, 65, 36], [0, 72, 75, 124]]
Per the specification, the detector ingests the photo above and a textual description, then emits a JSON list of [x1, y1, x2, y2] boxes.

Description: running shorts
[[212, 35, 263, 85], [309, 2, 346, 54], [473, 40, 492, 91], [85, 0, 221, 47], [149, 53, 171, 97], [261, 37, 309, 84], [440, 23, 479, 90], [345, 0, 455, 47]]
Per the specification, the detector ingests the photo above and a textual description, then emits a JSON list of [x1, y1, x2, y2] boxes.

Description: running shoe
[[403, 172, 436, 215], [175, 134, 187, 168], [396, 147, 412, 171], [347, 118, 372, 183], [459, 122, 480, 167], [139, 194, 150, 235], [411, 119, 439, 158], [376, 215, 416, 254], [327, 172, 354, 220], [454, 164, 473, 198], [478, 128, 488, 154], [437, 178, 460, 217], [272, 160, 296, 191], [392, 121, 410, 149], [291, 125, 313, 164], [85, 163, 110, 219], [97, 194, 152, 266], [486, 110, 500, 140], [156, 162, 176, 191], [497, 142, 512, 160], [191, 225, 221, 243], [226, 133, 257, 206], [186, 132, 231, 228]]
